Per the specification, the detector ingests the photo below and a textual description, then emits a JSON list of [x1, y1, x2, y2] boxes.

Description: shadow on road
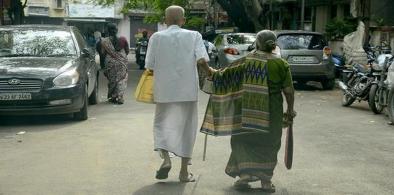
[[0, 115, 76, 127], [222, 186, 292, 195], [133, 182, 186, 195], [293, 81, 323, 91]]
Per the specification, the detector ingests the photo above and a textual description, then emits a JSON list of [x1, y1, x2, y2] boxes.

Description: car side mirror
[[81, 48, 91, 58]]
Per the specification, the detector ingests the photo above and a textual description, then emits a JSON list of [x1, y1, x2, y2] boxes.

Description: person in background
[[136, 30, 150, 70], [99, 23, 130, 104], [145, 5, 214, 182], [86, 29, 96, 48]]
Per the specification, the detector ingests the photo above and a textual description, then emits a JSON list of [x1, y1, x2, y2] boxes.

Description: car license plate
[[0, 93, 32, 101], [291, 56, 316, 63]]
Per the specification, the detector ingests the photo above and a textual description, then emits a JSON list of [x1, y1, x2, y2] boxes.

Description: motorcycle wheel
[[388, 90, 394, 124], [368, 84, 384, 114], [342, 92, 356, 107]]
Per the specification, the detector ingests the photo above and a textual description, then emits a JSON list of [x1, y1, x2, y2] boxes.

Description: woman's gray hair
[[256, 30, 277, 53]]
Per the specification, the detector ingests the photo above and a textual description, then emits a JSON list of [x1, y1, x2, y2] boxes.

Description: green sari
[[201, 51, 293, 181], [226, 52, 293, 181]]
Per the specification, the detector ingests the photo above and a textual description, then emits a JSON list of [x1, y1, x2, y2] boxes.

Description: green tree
[[95, 0, 205, 30], [95, 0, 272, 32], [216, 0, 264, 32]]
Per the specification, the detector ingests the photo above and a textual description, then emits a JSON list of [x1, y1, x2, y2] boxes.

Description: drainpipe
[[0, 0, 3, 25], [270, 0, 273, 30], [300, 0, 305, 30]]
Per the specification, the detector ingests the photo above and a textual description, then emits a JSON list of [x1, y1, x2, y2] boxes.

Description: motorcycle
[[387, 59, 394, 124], [339, 63, 376, 106], [368, 54, 393, 114], [332, 54, 346, 78], [136, 39, 149, 70]]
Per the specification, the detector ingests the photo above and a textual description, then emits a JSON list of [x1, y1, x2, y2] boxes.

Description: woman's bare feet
[[179, 171, 195, 182], [261, 181, 276, 193]]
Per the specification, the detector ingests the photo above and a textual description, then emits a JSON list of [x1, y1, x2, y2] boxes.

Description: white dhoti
[[153, 101, 198, 158]]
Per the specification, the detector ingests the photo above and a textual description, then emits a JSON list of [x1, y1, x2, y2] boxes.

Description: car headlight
[[53, 68, 79, 87]]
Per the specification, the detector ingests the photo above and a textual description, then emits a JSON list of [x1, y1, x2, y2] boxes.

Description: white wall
[[118, 16, 131, 46]]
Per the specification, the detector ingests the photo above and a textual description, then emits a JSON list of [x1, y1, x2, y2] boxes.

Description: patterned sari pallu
[[201, 57, 271, 136]]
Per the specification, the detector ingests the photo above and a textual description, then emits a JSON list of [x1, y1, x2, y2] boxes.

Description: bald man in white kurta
[[145, 25, 209, 158], [144, 5, 213, 182]]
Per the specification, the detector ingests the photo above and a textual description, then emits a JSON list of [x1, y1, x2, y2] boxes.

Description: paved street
[[0, 58, 394, 195]]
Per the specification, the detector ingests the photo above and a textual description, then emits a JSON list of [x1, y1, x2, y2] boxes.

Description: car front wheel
[[88, 75, 99, 105], [74, 84, 88, 121]]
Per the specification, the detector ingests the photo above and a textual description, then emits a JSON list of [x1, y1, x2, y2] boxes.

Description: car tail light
[[224, 48, 240, 55], [323, 46, 332, 60]]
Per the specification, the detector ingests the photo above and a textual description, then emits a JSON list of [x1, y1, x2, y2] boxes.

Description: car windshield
[[277, 34, 327, 50], [227, 34, 256, 45], [0, 29, 77, 57]]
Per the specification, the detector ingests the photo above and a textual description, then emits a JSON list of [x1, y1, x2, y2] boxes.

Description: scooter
[[136, 39, 148, 70], [332, 54, 345, 78]]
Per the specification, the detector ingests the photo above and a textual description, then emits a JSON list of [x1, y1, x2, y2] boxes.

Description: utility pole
[[270, 0, 273, 29], [300, 0, 305, 30], [0, 0, 4, 25], [213, 0, 218, 29]]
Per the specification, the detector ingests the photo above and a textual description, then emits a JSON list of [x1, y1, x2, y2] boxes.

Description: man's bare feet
[[155, 161, 171, 180]]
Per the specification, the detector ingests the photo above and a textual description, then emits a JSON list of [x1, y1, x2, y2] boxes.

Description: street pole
[[0, 0, 4, 25], [301, 0, 305, 30], [213, 0, 218, 29], [270, 0, 273, 30]]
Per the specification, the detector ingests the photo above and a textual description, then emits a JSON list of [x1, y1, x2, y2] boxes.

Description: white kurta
[[145, 25, 209, 158], [145, 25, 209, 102]]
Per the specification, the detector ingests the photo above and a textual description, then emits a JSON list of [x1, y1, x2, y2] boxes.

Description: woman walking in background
[[100, 23, 130, 104]]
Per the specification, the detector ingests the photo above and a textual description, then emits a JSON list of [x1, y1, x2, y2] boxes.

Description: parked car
[[213, 33, 256, 67], [0, 25, 100, 120], [276, 31, 335, 90]]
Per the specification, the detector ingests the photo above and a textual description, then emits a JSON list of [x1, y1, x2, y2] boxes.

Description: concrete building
[[65, 0, 123, 39], [24, 0, 66, 25]]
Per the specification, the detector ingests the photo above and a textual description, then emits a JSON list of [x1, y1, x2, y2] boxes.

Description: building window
[[56, 0, 62, 8]]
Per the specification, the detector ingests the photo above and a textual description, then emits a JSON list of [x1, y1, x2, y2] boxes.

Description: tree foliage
[[94, 0, 271, 32], [95, 0, 206, 30], [216, 0, 263, 32], [325, 18, 357, 40]]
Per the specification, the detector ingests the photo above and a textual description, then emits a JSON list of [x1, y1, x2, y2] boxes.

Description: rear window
[[226, 34, 256, 45], [277, 34, 327, 50]]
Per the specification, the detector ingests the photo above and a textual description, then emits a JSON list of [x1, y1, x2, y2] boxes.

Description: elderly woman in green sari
[[201, 30, 296, 192]]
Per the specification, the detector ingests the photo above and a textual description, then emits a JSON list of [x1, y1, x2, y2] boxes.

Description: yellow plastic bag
[[135, 70, 154, 103]]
